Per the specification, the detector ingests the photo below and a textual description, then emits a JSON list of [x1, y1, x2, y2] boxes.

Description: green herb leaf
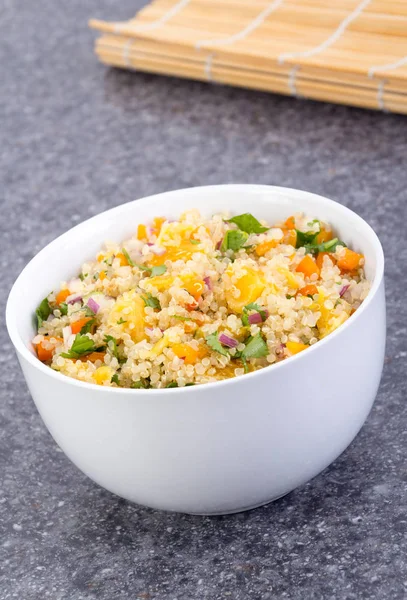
[[227, 213, 269, 234], [117, 317, 127, 325], [78, 273, 88, 281], [205, 332, 229, 356], [221, 230, 249, 252], [150, 265, 167, 277], [286, 294, 294, 299], [241, 302, 268, 326], [122, 247, 135, 267], [241, 355, 249, 374], [35, 297, 52, 329], [61, 334, 96, 359], [104, 335, 119, 359], [84, 306, 96, 317], [80, 318, 95, 334], [111, 374, 120, 385], [241, 333, 268, 360], [185, 383, 196, 386], [172, 315, 193, 321], [131, 380, 148, 389], [93, 273, 99, 281], [304, 237, 347, 255], [166, 382, 178, 388], [295, 229, 319, 249], [59, 302, 68, 316], [190, 239, 200, 245], [142, 293, 161, 310]]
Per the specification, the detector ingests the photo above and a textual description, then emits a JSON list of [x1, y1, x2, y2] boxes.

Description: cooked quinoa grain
[[32, 211, 370, 388]]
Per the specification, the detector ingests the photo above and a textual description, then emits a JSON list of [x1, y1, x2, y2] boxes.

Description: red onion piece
[[339, 284, 350, 298], [67, 295, 82, 305], [204, 276, 212, 290], [219, 333, 239, 348], [216, 240, 222, 250], [87, 297, 100, 314], [248, 309, 269, 325], [147, 242, 154, 247]]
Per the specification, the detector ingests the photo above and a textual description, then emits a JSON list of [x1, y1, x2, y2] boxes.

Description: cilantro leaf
[[295, 229, 319, 249], [166, 382, 178, 388], [221, 230, 249, 252], [59, 302, 68, 316], [131, 380, 149, 389], [117, 317, 127, 325], [122, 247, 135, 267], [205, 332, 229, 356], [190, 239, 200, 245], [150, 265, 167, 277], [304, 237, 347, 255], [142, 293, 161, 310], [35, 297, 52, 329], [227, 213, 269, 234], [80, 318, 95, 334], [172, 315, 193, 321], [241, 302, 268, 326], [61, 334, 96, 359], [111, 374, 120, 385], [241, 356, 249, 374], [241, 333, 268, 360]]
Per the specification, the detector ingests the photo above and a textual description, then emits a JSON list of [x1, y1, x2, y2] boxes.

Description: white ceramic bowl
[[6, 185, 385, 514]]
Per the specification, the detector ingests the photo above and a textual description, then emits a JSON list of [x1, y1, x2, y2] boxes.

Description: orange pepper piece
[[71, 317, 93, 335], [284, 216, 296, 230], [297, 284, 318, 297], [316, 252, 335, 270], [35, 337, 63, 362], [296, 255, 320, 278], [316, 228, 333, 245], [115, 252, 128, 267], [137, 224, 147, 241], [55, 289, 70, 305], [255, 239, 278, 257], [337, 249, 363, 272], [99, 270, 107, 281], [172, 343, 207, 364], [286, 341, 308, 355], [183, 279, 205, 301], [152, 217, 165, 235], [283, 229, 297, 246], [79, 352, 106, 363]]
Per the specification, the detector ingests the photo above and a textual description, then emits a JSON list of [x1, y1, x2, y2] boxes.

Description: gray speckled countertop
[[1, 1, 407, 599]]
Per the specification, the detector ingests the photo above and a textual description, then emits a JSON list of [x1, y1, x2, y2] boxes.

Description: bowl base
[[185, 491, 290, 516]]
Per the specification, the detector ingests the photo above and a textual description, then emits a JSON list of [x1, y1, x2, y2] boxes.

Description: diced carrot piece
[[79, 352, 106, 363], [183, 279, 205, 300], [185, 301, 198, 312], [97, 253, 105, 263], [35, 337, 63, 362], [285, 216, 296, 230], [115, 252, 128, 266], [296, 255, 320, 278], [137, 224, 147, 240], [55, 289, 70, 305], [71, 317, 93, 334], [255, 239, 278, 257], [286, 341, 309, 355], [316, 228, 333, 244], [337, 249, 363, 272], [297, 284, 318, 297], [284, 229, 297, 246], [99, 270, 107, 281], [316, 252, 336, 270]]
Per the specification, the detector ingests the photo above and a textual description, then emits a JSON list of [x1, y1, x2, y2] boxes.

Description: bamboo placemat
[[89, 0, 407, 115]]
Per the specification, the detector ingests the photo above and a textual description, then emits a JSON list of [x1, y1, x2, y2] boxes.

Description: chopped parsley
[[111, 374, 120, 385], [304, 237, 347, 255], [61, 334, 96, 359], [104, 335, 119, 359], [136, 263, 167, 277], [35, 297, 52, 329], [240, 333, 268, 360], [227, 213, 269, 234], [93, 273, 99, 281], [205, 332, 229, 356], [78, 273, 88, 281], [172, 315, 193, 321], [117, 317, 127, 325], [241, 302, 268, 327], [142, 293, 161, 310], [59, 302, 68, 316], [190, 239, 200, 245], [166, 382, 178, 388], [80, 318, 95, 334], [221, 230, 249, 252], [83, 305, 96, 317], [131, 380, 149, 389], [295, 228, 319, 249]]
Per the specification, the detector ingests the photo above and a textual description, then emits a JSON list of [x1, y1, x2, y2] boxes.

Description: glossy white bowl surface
[[6, 185, 386, 514]]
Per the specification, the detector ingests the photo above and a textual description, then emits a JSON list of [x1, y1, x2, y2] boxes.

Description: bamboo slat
[[90, 0, 407, 115]]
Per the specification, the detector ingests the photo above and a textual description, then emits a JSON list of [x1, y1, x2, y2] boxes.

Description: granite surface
[[1, 1, 407, 599]]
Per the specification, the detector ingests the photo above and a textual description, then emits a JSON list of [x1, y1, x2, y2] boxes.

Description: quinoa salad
[[32, 211, 370, 389]]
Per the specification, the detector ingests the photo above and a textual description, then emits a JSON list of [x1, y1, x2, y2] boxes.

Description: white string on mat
[[122, 38, 135, 67], [376, 80, 387, 112], [204, 54, 214, 82], [368, 55, 407, 79], [278, 0, 372, 65], [195, 0, 285, 50], [114, 0, 191, 34], [288, 65, 300, 97]]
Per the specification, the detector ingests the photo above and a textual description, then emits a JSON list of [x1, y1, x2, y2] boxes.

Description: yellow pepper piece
[[108, 290, 146, 342], [277, 266, 299, 290], [150, 240, 202, 266], [286, 341, 308, 355], [93, 366, 114, 385], [150, 336, 169, 358]]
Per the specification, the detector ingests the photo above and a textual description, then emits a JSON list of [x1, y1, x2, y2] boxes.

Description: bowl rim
[[6, 184, 385, 396]]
